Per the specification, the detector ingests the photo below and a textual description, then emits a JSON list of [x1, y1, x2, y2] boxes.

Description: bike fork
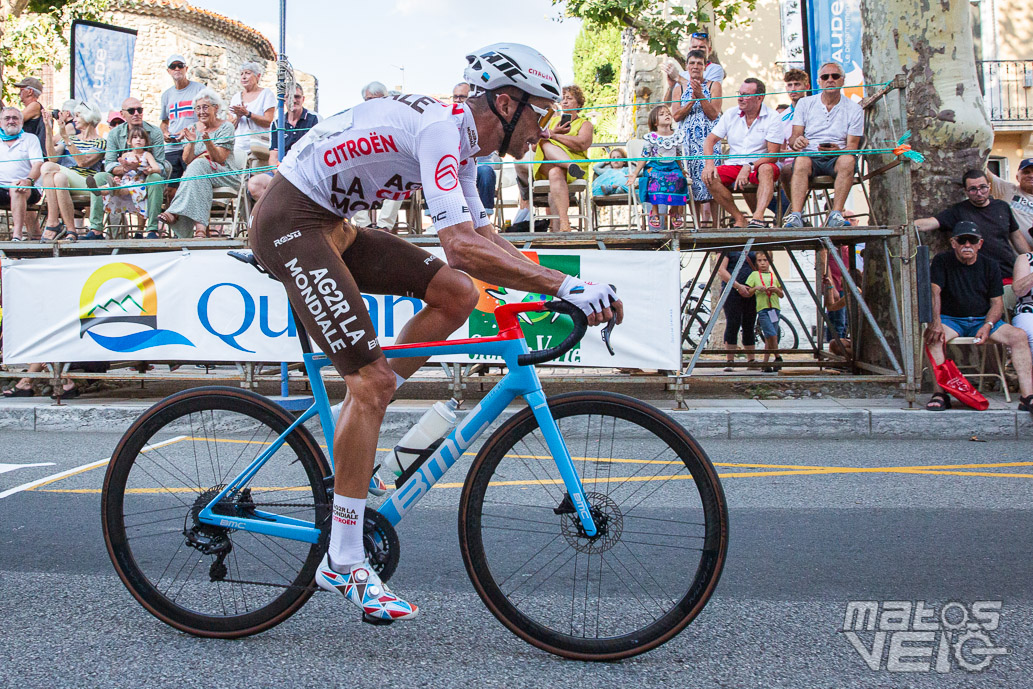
[[523, 389, 598, 537]]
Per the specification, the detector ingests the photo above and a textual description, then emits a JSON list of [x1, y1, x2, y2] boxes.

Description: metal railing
[[980, 60, 1033, 122]]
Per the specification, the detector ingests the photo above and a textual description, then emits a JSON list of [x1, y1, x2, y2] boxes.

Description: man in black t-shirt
[[916, 169, 1033, 279], [924, 221, 1033, 411]]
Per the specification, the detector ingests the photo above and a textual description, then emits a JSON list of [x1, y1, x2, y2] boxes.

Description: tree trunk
[[858, 0, 992, 374], [1, 0, 33, 97]]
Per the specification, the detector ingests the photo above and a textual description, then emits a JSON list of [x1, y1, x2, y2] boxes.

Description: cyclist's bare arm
[[438, 221, 622, 326]]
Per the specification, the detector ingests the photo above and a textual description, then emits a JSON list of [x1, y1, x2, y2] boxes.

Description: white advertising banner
[[1, 249, 680, 369]]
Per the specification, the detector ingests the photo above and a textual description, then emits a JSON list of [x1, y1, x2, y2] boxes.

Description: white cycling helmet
[[464, 43, 562, 102]]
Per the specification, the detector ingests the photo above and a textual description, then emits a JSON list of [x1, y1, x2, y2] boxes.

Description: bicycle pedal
[[362, 613, 394, 626]]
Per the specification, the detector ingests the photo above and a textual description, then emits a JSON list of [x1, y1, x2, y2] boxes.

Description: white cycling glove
[[557, 276, 617, 317]]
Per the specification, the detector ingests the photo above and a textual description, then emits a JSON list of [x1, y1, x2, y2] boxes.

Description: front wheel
[[458, 392, 729, 661]]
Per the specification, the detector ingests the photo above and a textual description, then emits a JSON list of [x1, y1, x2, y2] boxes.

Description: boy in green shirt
[[745, 251, 785, 372]]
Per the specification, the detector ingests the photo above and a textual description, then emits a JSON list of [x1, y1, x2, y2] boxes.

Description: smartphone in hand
[[559, 113, 572, 126]]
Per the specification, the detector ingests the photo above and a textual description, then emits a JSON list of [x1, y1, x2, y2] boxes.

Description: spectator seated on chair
[[768, 69, 810, 215], [516, 84, 593, 232], [0, 106, 43, 241], [782, 62, 863, 229], [87, 98, 169, 239], [38, 103, 106, 241], [1012, 251, 1033, 390], [247, 83, 320, 202], [591, 148, 630, 197], [156, 89, 237, 238], [702, 77, 781, 228], [160, 53, 205, 183], [88, 126, 160, 230], [924, 221, 1033, 414], [228, 61, 276, 169], [629, 105, 689, 230], [915, 168, 1032, 280]]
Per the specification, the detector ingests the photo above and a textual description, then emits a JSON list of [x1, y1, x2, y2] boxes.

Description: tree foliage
[[572, 20, 622, 140], [2, 0, 109, 103], [557, 0, 757, 65]]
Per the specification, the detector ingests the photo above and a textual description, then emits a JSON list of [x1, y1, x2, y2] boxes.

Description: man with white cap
[[160, 54, 205, 182]]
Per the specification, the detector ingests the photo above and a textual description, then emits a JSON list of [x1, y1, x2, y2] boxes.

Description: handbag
[[924, 346, 989, 411]]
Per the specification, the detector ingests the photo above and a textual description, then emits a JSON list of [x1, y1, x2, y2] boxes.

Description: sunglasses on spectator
[[690, 32, 709, 39], [819, 73, 843, 81], [954, 236, 980, 245], [168, 63, 186, 69], [124, 107, 144, 115]]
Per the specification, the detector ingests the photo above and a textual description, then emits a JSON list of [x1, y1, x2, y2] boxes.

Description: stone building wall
[[49, 4, 318, 119]]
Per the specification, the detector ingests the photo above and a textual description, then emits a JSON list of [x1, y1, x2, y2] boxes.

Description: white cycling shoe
[[368, 471, 389, 497], [316, 554, 419, 625]]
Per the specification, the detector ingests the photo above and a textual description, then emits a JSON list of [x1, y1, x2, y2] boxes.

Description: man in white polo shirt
[[702, 78, 782, 228], [989, 158, 1033, 240], [0, 106, 43, 241], [782, 61, 864, 228]]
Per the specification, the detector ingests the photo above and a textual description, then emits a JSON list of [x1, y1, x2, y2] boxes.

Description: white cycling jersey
[[278, 94, 490, 230]]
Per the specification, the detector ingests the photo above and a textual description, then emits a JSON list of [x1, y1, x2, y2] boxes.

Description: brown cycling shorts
[[249, 174, 445, 375]]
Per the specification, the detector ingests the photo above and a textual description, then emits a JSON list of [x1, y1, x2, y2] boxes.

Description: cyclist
[[249, 43, 622, 623]]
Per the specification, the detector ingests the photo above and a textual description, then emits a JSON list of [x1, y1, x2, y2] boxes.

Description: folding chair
[[590, 139, 644, 232]]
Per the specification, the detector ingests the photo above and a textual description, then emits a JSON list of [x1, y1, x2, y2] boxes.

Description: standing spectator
[[1013, 251, 1033, 378], [228, 61, 276, 168], [452, 82, 470, 103], [157, 89, 237, 238], [160, 54, 205, 182], [629, 105, 689, 229], [988, 159, 1033, 239], [361, 81, 388, 101], [768, 69, 810, 215], [915, 169, 1032, 279], [717, 249, 758, 371], [38, 104, 106, 240], [247, 84, 319, 201], [924, 221, 1033, 413], [0, 107, 43, 241], [13, 77, 46, 153], [746, 250, 785, 372], [702, 78, 782, 228], [85, 98, 169, 239], [666, 50, 721, 222], [782, 62, 864, 228], [592, 147, 630, 197], [516, 84, 592, 232], [665, 33, 725, 104]]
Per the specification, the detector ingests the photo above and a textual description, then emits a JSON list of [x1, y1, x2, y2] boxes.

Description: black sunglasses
[[819, 73, 843, 81], [168, 63, 185, 69], [124, 107, 144, 115], [690, 32, 709, 39], [954, 236, 980, 245]]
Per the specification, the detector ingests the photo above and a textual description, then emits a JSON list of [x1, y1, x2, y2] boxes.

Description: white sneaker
[[316, 554, 419, 624]]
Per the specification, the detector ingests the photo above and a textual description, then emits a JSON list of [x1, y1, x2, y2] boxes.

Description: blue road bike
[[101, 252, 728, 661]]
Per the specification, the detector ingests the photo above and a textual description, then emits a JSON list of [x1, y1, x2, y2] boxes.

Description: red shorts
[[716, 163, 780, 186]]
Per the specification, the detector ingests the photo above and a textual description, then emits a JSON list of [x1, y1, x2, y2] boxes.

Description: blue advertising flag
[[806, 0, 864, 98], [71, 21, 137, 114]]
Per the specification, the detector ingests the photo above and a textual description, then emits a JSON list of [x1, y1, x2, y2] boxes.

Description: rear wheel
[[101, 387, 331, 638], [459, 392, 728, 660]]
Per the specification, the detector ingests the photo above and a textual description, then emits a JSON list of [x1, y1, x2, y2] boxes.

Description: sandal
[[671, 216, 684, 229], [41, 223, 65, 242], [925, 391, 951, 411], [85, 176, 102, 196], [1019, 394, 1033, 416], [648, 214, 661, 229], [3, 386, 35, 397], [61, 230, 78, 242], [51, 385, 79, 400], [747, 218, 768, 228], [193, 229, 207, 239]]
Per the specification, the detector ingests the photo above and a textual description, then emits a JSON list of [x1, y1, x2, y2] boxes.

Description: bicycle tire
[[102, 386, 331, 638], [778, 316, 799, 350], [458, 391, 728, 661], [682, 313, 709, 349]]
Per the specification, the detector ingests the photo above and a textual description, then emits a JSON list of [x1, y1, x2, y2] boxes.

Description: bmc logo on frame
[[841, 600, 1008, 673]]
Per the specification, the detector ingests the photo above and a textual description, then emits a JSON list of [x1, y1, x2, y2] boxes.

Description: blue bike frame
[[197, 303, 598, 543]]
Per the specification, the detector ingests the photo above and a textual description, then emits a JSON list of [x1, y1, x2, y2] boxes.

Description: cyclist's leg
[[344, 226, 479, 379]]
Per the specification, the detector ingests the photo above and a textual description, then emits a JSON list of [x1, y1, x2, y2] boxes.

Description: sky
[[189, 0, 584, 114]]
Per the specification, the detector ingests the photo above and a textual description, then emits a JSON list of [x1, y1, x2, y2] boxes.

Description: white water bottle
[[381, 400, 459, 481]]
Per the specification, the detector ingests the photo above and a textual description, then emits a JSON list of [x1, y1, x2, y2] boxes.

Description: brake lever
[[601, 286, 617, 356]]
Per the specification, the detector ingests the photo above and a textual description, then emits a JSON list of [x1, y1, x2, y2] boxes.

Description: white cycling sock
[[328, 494, 366, 570]]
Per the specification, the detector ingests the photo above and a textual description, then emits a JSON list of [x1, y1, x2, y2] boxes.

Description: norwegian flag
[[169, 100, 194, 120]]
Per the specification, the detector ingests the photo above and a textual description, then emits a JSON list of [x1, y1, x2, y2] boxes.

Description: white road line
[[0, 462, 56, 475], [0, 436, 187, 499]]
